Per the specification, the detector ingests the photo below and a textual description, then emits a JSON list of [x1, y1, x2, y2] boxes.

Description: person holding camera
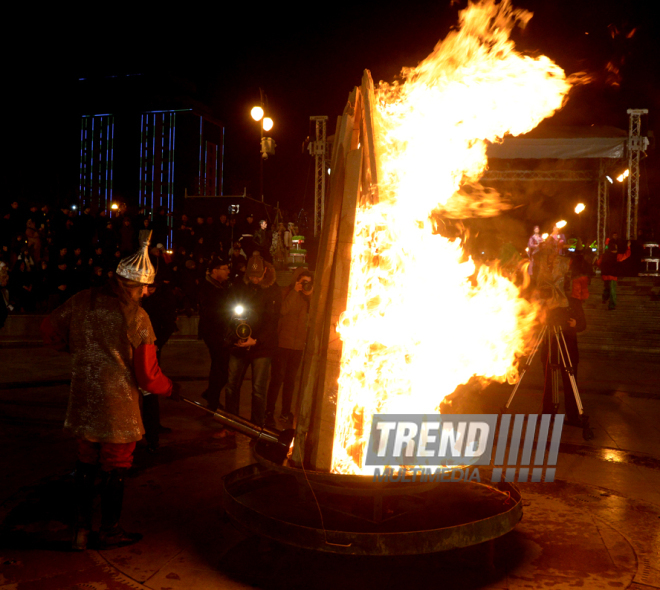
[[535, 245, 587, 426], [265, 269, 313, 427], [219, 254, 282, 448]]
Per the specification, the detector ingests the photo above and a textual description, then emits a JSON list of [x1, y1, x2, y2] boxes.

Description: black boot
[[98, 468, 142, 549], [71, 461, 98, 551]]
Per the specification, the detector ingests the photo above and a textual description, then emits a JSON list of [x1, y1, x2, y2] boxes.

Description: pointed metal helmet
[[116, 230, 156, 284]]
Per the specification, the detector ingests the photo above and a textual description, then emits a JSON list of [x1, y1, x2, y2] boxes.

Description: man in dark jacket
[[221, 255, 281, 446], [253, 219, 273, 262], [198, 259, 233, 413]]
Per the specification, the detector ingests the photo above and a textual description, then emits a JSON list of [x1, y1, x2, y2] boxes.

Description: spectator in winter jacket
[[218, 255, 282, 447], [198, 259, 233, 413], [253, 220, 273, 262], [265, 269, 312, 427], [597, 241, 631, 310]]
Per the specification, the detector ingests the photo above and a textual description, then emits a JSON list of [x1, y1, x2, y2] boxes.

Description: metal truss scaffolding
[[596, 159, 610, 256], [626, 109, 648, 239], [482, 170, 597, 182], [310, 116, 329, 238]]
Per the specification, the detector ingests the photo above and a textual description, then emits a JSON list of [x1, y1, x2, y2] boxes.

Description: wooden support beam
[[292, 71, 380, 471]]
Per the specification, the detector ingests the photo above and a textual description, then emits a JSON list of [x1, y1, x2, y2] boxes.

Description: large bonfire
[[331, 0, 585, 475]]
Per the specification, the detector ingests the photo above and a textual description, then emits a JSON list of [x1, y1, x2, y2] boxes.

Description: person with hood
[[218, 254, 281, 448], [40, 230, 178, 551], [265, 269, 312, 428]]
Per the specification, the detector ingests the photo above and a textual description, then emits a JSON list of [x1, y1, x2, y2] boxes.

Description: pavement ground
[[1, 339, 659, 590]]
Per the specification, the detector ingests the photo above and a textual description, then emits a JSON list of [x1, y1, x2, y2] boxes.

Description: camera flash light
[[234, 305, 244, 315]]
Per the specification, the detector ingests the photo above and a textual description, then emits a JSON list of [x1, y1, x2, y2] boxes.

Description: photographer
[[535, 244, 586, 426], [265, 270, 313, 427], [219, 255, 282, 448]]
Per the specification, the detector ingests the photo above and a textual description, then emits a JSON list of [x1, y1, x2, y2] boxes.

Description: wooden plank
[[311, 147, 362, 470], [291, 92, 359, 466], [291, 71, 381, 471], [360, 70, 381, 206]]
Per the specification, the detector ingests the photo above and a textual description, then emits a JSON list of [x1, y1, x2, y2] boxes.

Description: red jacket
[[597, 247, 630, 281]]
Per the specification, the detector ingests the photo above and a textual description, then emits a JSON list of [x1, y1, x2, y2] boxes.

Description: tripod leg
[[554, 327, 594, 441], [503, 326, 547, 412], [551, 368, 560, 413]]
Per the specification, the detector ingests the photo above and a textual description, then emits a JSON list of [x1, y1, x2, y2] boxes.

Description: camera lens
[[302, 281, 313, 292], [236, 322, 252, 340]]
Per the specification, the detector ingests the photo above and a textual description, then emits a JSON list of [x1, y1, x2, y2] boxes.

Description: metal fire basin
[[222, 455, 522, 556]]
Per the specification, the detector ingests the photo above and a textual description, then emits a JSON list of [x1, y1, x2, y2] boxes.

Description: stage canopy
[[486, 126, 627, 160]]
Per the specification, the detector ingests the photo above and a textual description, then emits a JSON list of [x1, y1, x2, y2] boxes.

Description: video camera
[[225, 304, 252, 346]]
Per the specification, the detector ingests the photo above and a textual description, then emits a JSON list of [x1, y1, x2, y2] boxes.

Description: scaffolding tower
[[309, 116, 329, 238], [626, 109, 649, 239]]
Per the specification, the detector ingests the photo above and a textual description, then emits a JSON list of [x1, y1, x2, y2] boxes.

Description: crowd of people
[[0, 200, 301, 320]]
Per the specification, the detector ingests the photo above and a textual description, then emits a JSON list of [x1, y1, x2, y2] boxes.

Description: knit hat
[[116, 230, 156, 284], [246, 254, 265, 278]]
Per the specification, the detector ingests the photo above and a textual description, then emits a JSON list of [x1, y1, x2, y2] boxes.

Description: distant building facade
[[78, 73, 224, 218]]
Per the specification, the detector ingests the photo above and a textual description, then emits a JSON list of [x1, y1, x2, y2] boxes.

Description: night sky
[[6, 0, 659, 231]]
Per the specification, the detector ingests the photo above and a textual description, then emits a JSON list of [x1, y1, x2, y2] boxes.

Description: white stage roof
[[486, 126, 627, 160]]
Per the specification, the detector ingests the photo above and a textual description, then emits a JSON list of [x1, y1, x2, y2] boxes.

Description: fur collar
[[243, 260, 277, 289]]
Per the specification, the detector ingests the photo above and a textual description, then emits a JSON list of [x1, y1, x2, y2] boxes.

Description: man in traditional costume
[[41, 230, 177, 551]]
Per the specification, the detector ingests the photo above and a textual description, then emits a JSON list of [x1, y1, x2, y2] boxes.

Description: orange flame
[[331, 0, 583, 475]]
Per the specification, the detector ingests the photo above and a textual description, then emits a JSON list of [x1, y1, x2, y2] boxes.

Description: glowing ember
[[331, 0, 585, 475]]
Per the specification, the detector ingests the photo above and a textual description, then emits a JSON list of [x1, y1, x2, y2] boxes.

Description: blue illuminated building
[[78, 73, 224, 243]]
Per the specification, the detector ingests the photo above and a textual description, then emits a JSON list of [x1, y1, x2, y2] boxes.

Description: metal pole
[[181, 397, 284, 446]]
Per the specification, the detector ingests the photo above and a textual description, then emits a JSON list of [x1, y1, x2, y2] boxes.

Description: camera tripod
[[503, 324, 594, 441]]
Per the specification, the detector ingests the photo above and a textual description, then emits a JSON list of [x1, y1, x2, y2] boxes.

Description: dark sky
[[6, 0, 659, 222]]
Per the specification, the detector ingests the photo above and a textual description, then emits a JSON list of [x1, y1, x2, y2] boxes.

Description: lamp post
[[575, 203, 585, 248], [251, 90, 275, 202]]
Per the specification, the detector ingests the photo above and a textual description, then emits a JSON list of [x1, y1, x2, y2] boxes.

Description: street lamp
[[251, 90, 276, 202], [574, 203, 585, 248]]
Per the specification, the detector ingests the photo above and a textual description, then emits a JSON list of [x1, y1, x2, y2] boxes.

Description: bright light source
[[71, 205, 77, 210], [606, 176, 613, 184], [555, 220, 567, 229], [110, 203, 119, 210], [542, 233, 549, 240], [251, 106, 264, 121], [616, 169, 629, 182], [262, 117, 273, 131], [327, 168, 331, 174], [575, 203, 585, 214], [234, 305, 244, 315]]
